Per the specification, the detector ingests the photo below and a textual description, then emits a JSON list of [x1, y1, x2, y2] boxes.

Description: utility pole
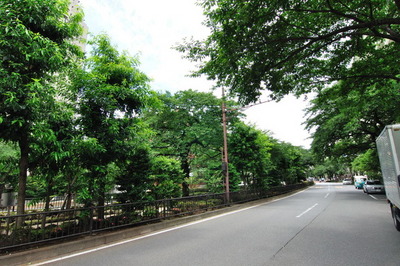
[[221, 92, 271, 203], [221, 88, 230, 203]]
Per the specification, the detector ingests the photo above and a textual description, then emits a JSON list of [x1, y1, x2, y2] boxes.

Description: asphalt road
[[35, 183, 400, 266]]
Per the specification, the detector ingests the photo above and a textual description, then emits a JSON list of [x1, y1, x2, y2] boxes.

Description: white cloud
[[82, 0, 212, 92], [243, 95, 313, 148], [80, 0, 312, 148]]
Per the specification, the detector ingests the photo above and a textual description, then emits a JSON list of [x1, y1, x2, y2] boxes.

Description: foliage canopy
[[178, 0, 400, 103], [0, 0, 84, 215]]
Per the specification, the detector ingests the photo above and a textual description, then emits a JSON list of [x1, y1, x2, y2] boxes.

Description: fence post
[[162, 199, 166, 218], [89, 207, 94, 234], [41, 212, 47, 238], [5, 210, 11, 235]]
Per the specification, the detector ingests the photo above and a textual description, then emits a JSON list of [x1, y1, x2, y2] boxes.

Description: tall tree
[[269, 141, 313, 185], [305, 79, 400, 159], [28, 97, 79, 210], [75, 34, 152, 209], [0, 0, 84, 215], [144, 90, 240, 196], [228, 122, 273, 189], [311, 157, 350, 180], [177, 0, 400, 103]]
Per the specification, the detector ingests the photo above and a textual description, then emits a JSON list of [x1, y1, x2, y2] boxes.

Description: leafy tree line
[[0, 0, 313, 215], [178, 0, 400, 103], [178, 0, 400, 180], [144, 91, 313, 194], [0, 0, 85, 217]]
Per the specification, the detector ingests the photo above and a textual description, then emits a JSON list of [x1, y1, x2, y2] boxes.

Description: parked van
[[354, 175, 368, 189]]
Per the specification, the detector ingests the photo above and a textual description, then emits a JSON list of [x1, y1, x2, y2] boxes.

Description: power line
[[227, 99, 272, 112]]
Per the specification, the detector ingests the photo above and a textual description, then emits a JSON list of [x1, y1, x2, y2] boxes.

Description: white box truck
[[376, 124, 400, 231]]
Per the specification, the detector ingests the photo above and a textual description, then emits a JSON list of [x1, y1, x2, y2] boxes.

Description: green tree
[[178, 0, 400, 103], [115, 146, 152, 203], [311, 157, 350, 180], [229, 122, 274, 189], [149, 156, 184, 200], [0, 0, 84, 215], [269, 141, 312, 185], [144, 90, 238, 196], [0, 141, 19, 197], [305, 79, 400, 160], [75, 34, 152, 210], [28, 97, 80, 210], [352, 149, 381, 180]]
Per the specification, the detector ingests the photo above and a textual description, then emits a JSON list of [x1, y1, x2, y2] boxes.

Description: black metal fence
[[0, 183, 309, 251]]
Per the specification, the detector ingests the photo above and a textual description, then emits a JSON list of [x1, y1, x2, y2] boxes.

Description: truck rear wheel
[[391, 205, 400, 231]]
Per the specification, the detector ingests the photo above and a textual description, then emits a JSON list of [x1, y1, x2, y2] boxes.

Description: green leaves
[[181, 0, 400, 103], [73, 34, 154, 205], [0, 141, 19, 186], [149, 156, 184, 200], [229, 122, 273, 187], [0, 0, 84, 138], [0, 0, 84, 214], [143, 90, 231, 194], [306, 78, 400, 159]]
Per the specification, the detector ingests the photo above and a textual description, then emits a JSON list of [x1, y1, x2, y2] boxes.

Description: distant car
[[342, 178, 352, 185], [363, 180, 385, 194]]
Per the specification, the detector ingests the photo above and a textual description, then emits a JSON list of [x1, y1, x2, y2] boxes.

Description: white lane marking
[[33, 188, 310, 265], [296, 203, 318, 218], [324, 193, 330, 199], [32, 210, 250, 265], [34, 210, 253, 265], [369, 195, 378, 200]]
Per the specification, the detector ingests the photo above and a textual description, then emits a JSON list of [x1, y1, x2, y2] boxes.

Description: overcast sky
[[80, 0, 312, 148]]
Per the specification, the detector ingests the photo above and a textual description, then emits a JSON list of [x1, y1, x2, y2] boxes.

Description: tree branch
[[268, 18, 400, 46], [279, 16, 320, 38], [326, 0, 367, 24], [339, 74, 400, 82], [291, 4, 400, 42], [269, 34, 349, 71], [326, 0, 399, 40]]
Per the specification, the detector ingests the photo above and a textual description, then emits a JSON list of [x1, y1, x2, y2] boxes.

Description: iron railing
[[0, 183, 309, 251]]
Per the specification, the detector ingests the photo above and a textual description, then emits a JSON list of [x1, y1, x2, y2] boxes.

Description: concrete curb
[[0, 188, 306, 265]]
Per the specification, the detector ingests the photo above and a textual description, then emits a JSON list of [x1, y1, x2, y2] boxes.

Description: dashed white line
[[324, 193, 330, 198], [296, 203, 319, 218], [369, 195, 378, 200], [33, 188, 310, 265]]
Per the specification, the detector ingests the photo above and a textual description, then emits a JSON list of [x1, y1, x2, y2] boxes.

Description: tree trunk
[[44, 180, 53, 211], [65, 174, 77, 209], [64, 192, 72, 210], [181, 157, 190, 197], [17, 132, 29, 226], [182, 182, 189, 197], [0, 184, 4, 204], [97, 178, 105, 220]]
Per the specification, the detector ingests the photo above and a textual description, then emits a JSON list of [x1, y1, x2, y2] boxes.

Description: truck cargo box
[[376, 124, 400, 231]]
